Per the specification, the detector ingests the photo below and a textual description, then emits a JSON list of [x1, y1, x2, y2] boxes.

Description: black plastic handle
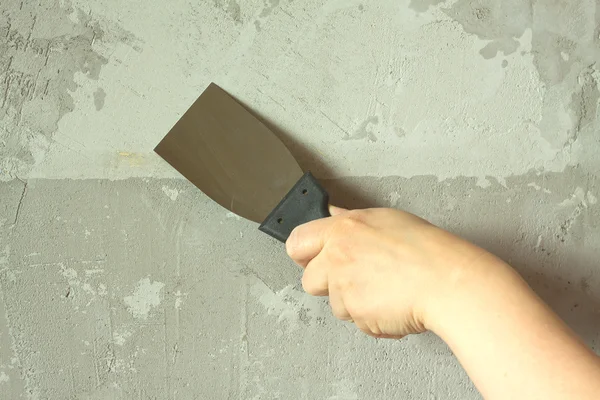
[[259, 172, 330, 242]]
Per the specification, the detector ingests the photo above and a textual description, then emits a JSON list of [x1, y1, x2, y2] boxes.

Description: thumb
[[329, 205, 348, 216], [286, 205, 349, 267]]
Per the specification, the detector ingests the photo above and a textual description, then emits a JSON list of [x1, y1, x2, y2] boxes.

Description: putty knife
[[154, 83, 330, 242]]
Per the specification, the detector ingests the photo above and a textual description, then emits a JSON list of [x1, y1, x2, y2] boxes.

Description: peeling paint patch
[[124, 278, 165, 319]]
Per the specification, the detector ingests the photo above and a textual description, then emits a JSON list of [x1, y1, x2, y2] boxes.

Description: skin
[[286, 206, 600, 400]]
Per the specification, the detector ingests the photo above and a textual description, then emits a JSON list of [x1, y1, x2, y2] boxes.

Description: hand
[[286, 206, 505, 339], [287, 207, 600, 399]]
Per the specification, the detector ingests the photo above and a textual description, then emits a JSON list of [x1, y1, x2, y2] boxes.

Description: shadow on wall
[[328, 175, 600, 348], [233, 95, 377, 209], [233, 96, 600, 348], [232, 96, 336, 177]]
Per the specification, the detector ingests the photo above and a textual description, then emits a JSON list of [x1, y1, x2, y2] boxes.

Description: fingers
[[352, 319, 404, 339], [286, 218, 335, 268], [353, 319, 376, 337], [286, 205, 354, 267], [303, 259, 353, 319], [329, 291, 353, 321], [301, 259, 329, 296]]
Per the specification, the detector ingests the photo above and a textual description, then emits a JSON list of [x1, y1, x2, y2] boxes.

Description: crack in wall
[[11, 178, 27, 227]]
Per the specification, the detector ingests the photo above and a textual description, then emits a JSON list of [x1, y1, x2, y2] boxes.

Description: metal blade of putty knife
[[154, 83, 330, 242]]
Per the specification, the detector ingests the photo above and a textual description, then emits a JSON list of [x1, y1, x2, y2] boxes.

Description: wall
[[1, 0, 599, 398]]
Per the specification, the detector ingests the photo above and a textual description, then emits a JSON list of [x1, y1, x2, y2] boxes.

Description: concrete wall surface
[[1, 0, 599, 398]]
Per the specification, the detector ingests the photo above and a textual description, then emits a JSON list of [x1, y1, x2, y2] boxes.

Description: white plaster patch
[[476, 177, 491, 188], [28, 133, 51, 167], [82, 282, 96, 295], [161, 185, 179, 201], [559, 187, 588, 208], [85, 269, 104, 276], [251, 283, 327, 331], [25, 6, 581, 185], [225, 212, 241, 220], [113, 328, 133, 346], [61, 266, 78, 282], [124, 278, 165, 319], [527, 182, 551, 193], [174, 290, 186, 310], [263, 20, 569, 183], [388, 191, 401, 206], [59, 266, 98, 298], [98, 283, 107, 296], [0, 371, 9, 384], [534, 235, 543, 251], [587, 191, 598, 205]]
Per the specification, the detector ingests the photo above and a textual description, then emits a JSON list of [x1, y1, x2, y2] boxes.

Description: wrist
[[422, 253, 523, 338]]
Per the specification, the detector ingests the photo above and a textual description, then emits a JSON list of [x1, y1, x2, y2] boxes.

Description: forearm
[[428, 257, 600, 400]]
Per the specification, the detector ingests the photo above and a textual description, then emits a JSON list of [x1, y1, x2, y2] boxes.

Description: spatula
[[154, 83, 330, 242]]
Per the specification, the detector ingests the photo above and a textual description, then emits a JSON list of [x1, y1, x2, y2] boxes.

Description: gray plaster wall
[[0, 0, 599, 399]]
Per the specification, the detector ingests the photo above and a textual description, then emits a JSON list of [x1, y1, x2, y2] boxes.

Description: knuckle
[[324, 217, 367, 264], [301, 272, 322, 296], [331, 306, 347, 320], [333, 215, 364, 233], [331, 272, 352, 292], [366, 321, 383, 337], [343, 297, 363, 320], [325, 242, 354, 265], [346, 209, 369, 221]]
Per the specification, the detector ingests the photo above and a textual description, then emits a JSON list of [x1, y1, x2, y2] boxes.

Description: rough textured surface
[[1, 0, 599, 398]]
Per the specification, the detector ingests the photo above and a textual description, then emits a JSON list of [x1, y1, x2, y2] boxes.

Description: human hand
[[286, 206, 505, 339]]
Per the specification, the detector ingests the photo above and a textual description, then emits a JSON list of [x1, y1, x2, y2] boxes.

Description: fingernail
[[329, 205, 347, 216], [285, 228, 299, 256]]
